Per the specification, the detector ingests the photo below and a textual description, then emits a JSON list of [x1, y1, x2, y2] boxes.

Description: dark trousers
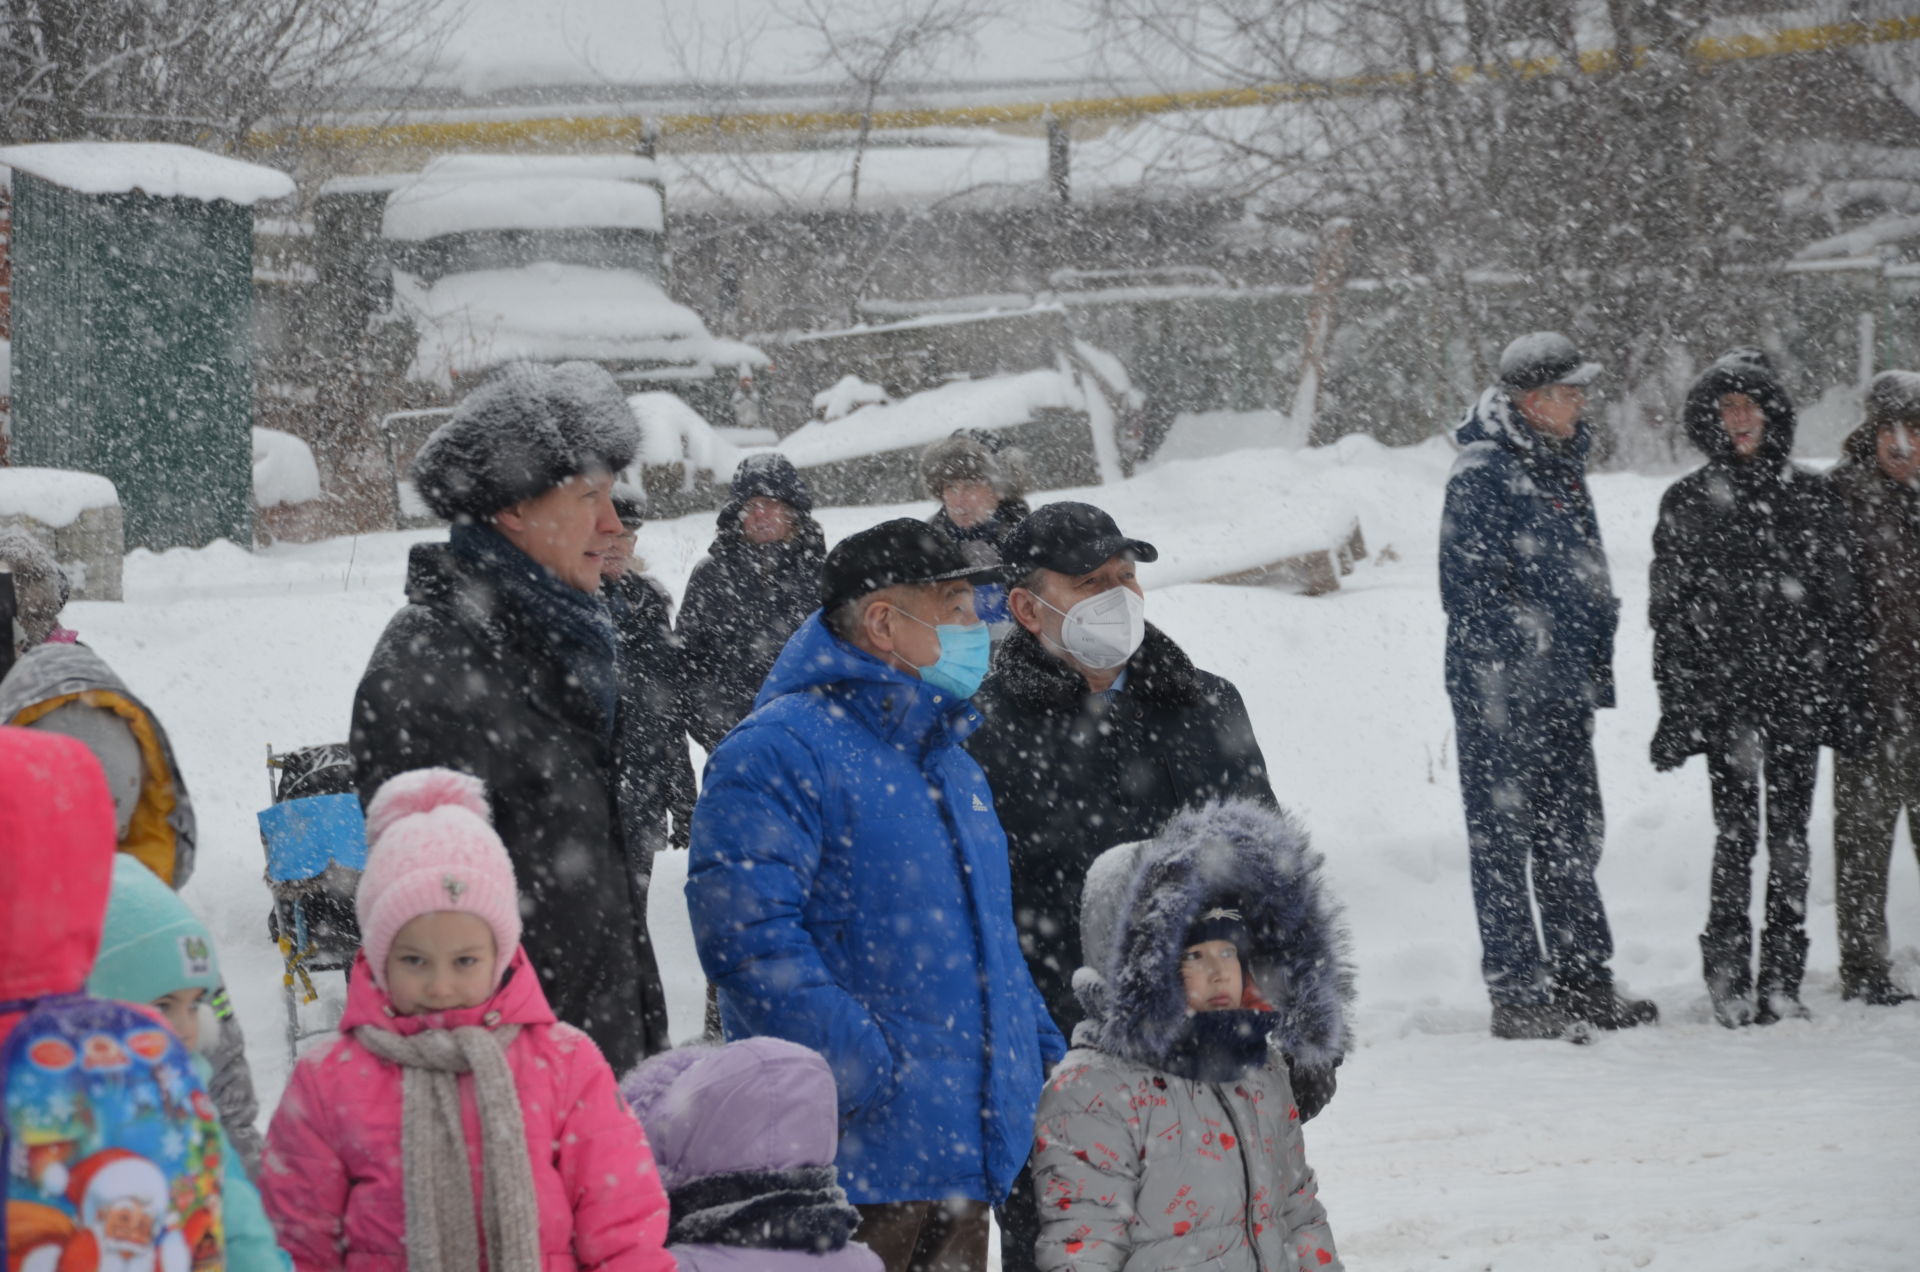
[[1702, 726, 1818, 995], [1835, 728, 1920, 986], [854, 1199, 990, 1272], [993, 1158, 1040, 1272], [1454, 699, 1614, 1005]]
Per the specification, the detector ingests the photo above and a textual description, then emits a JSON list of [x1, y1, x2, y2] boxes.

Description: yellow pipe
[[257, 14, 1920, 152]]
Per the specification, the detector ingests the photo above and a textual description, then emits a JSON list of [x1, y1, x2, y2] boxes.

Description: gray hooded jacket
[[1032, 800, 1352, 1272]]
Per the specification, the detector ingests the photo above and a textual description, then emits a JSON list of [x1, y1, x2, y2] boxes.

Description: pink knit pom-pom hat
[[356, 768, 523, 989]]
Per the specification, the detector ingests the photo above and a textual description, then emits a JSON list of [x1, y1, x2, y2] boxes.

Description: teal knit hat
[[86, 855, 221, 1005]]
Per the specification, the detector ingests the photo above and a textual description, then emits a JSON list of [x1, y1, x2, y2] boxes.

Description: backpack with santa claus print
[[3, 993, 228, 1272]]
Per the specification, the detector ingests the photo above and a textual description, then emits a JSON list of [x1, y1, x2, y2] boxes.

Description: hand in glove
[[1285, 1053, 1341, 1123]]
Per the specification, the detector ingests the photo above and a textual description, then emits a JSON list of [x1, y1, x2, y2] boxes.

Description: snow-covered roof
[[420, 153, 661, 183], [0, 467, 121, 528], [774, 369, 1083, 468], [0, 142, 293, 205], [383, 172, 665, 240], [394, 261, 767, 386]]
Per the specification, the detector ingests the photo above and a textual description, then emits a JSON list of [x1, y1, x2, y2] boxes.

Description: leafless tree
[[0, 0, 458, 150]]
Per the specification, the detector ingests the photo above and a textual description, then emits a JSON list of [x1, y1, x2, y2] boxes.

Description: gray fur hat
[[0, 526, 71, 651], [920, 430, 1028, 501], [411, 361, 642, 522]]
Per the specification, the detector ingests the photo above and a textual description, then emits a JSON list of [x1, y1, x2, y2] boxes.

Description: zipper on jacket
[[1212, 1083, 1268, 1272]]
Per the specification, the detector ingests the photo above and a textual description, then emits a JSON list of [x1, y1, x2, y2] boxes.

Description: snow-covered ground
[[62, 439, 1920, 1270]]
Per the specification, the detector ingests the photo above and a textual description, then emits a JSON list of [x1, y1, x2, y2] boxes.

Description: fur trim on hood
[[1682, 347, 1796, 463], [1073, 799, 1354, 1071]]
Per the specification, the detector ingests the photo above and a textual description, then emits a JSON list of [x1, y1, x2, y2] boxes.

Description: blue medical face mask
[[889, 605, 991, 699]]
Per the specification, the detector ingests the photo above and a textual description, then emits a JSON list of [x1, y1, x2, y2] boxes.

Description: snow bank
[[384, 174, 664, 240], [624, 391, 744, 484], [1153, 408, 1310, 462], [0, 142, 293, 205], [251, 428, 322, 508], [394, 263, 768, 386], [776, 369, 1082, 467], [813, 374, 889, 421], [0, 466, 119, 528]]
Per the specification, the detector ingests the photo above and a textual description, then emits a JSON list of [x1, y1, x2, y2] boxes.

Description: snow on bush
[[623, 392, 744, 490], [777, 369, 1082, 468], [0, 142, 293, 204], [251, 427, 322, 508], [0, 467, 120, 528], [813, 375, 890, 421]]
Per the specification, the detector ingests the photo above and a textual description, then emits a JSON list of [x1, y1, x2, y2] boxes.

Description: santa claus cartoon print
[[9, 1148, 193, 1272]]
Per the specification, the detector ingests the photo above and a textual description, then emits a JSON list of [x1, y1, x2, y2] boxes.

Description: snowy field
[[66, 438, 1920, 1270]]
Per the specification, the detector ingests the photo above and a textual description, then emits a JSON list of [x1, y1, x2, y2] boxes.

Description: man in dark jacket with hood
[[1828, 369, 1920, 1007], [1650, 348, 1870, 1027], [1440, 332, 1653, 1041], [677, 453, 826, 752], [350, 360, 668, 1070]]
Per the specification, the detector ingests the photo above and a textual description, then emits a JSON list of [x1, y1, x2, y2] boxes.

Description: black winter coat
[[350, 543, 669, 1069], [967, 623, 1276, 1031], [676, 509, 827, 752], [606, 572, 697, 853], [1650, 359, 1871, 766]]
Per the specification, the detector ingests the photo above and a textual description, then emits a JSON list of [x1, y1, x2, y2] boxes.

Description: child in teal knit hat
[[87, 855, 290, 1271]]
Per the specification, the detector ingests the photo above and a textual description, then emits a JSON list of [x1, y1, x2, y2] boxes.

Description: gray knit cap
[[411, 361, 642, 522]]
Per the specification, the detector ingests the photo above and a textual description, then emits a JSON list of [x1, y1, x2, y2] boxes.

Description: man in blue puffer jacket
[[688, 518, 1067, 1272], [1440, 332, 1655, 1042]]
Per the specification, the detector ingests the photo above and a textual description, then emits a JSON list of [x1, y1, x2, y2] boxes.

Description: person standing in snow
[[1827, 370, 1920, 1007], [350, 361, 669, 1070], [922, 431, 1030, 637], [602, 483, 697, 854], [1030, 799, 1349, 1272], [687, 518, 1065, 1272], [1650, 349, 1870, 1027], [676, 454, 827, 753], [1439, 332, 1655, 1040], [0, 527, 268, 1177], [967, 501, 1282, 1272]]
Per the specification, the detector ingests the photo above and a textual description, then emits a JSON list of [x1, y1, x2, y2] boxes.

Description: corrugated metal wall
[[11, 172, 254, 548]]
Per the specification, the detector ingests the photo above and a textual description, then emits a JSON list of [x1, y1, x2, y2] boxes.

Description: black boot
[[1841, 972, 1915, 1007], [1700, 930, 1754, 1028], [1756, 926, 1811, 1024], [1558, 981, 1658, 1030]]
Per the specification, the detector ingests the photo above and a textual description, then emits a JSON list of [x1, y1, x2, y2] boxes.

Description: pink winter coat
[[261, 948, 675, 1272]]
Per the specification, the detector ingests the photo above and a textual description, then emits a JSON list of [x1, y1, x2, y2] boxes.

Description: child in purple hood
[[622, 1038, 884, 1272]]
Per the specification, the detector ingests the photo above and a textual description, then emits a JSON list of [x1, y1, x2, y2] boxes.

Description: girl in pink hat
[[260, 768, 675, 1272]]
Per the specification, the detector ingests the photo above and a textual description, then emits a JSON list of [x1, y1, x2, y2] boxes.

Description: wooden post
[[1290, 218, 1354, 440], [1047, 114, 1071, 204]]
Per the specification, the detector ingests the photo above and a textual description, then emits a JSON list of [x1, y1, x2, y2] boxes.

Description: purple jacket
[[624, 1038, 884, 1272]]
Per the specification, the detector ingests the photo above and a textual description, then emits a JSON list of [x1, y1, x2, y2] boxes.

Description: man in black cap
[[1441, 331, 1655, 1043], [686, 518, 1064, 1272], [966, 501, 1283, 1272]]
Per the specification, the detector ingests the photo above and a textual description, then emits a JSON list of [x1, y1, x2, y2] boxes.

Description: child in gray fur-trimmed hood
[[1030, 798, 1352, 1272]]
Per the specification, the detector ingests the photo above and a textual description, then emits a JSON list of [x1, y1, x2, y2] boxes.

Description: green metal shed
[[0, 143, 294, 549]]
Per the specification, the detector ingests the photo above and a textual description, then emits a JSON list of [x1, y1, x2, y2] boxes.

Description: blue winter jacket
[[686, 613, 1067, 1206], [1440, 388, 1620, 717]]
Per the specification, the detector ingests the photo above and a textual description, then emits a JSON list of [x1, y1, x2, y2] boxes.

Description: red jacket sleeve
[[259, 1056, 351, 1271], [552, 1026, 676, 1272]]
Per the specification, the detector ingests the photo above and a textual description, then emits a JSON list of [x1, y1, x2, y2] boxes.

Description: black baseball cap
[[819, 518, 1002, 612], [1001, 501, 1158, 578], [1498, 331, 1601, 392]]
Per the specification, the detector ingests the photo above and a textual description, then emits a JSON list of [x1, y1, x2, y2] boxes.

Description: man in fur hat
[[349, 360, 668, 1069]]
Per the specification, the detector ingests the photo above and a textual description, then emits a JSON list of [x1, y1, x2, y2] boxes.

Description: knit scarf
[[667, 1165, 862, 1253], [451, 521, 620, 736], [354, 1024, 543, 1272]]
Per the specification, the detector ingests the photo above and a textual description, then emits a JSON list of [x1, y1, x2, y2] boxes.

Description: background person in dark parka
[[350, 361, 669, 1070], [1650, 348, 1871, 1027], [1440, 332, 1653, 1041], [676, 454, 827, 753], [1826, 370, 1920, 1007]]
